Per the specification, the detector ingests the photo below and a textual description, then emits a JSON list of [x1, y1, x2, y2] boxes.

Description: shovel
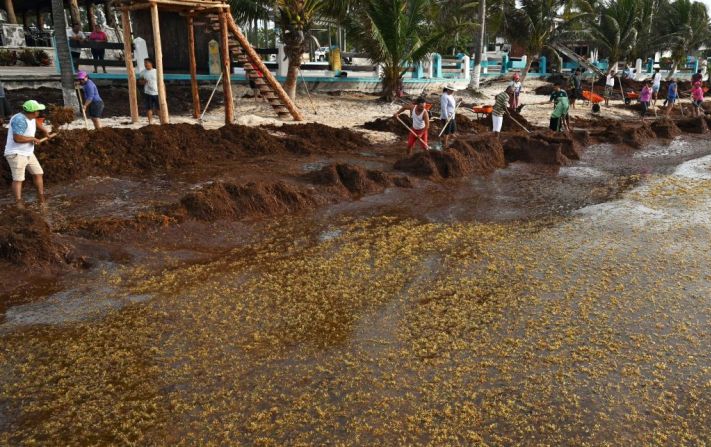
[[37, 133, 58, 144], [75, 87, 90, 130], [438, 100, 463, 138], [505, 109, 531, 133], [395, 115, 431, 151]]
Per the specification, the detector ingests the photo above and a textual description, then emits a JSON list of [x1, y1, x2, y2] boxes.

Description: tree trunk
[[285, 61, 299, 99], [105, 0, 116, 28], [68, 0, 81, 26], [667, 60, 678, 80], [88, 3, 97, 30], [521, 55, 534, 82], [381, 66, 400, 102], [469, 0, 485, 90], [4, 0, 17, 24], [51, 0, 81, 111]]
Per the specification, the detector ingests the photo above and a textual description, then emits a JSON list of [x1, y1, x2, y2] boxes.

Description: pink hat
[[75, 71, 88, 80], [693, 81, 702, 87], [513, 73, 520, 80]]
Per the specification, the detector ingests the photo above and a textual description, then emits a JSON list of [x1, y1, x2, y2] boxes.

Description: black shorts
[[441, 118, 457, 135], [91, 48, 105, 60], [550, 116, 561, 132], [144, 94, 159, 111], [88, 100, 104, 118]]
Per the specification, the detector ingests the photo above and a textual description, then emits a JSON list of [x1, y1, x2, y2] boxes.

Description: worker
[[691, 82, 704, 117], [691, 69, 703, 85], [492, 86, 513, 137], [569, 68, 582, 109], [4, 100, 50, 208], [652, 67, 662, 107], [604, 69, 615, 107], [392, 97, 430, 155], [550, 85, 570, 132], [509, 73, 522, 110], [67, 23, 86, 70], [440, 85, 457, 149], [639, 81, 652, 118], [76, 71, 104, 129], [665, 78, 678, 116], [138, 58, 159, 125]]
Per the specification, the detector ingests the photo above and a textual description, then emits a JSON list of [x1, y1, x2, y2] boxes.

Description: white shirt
[[606, 75, 615, 87], [440, 93, 455, 120], [67, 29, 86, 52], [5, 114, 36, 157], [411, 107, 426, 130], [653, 72, 662, 87], [139, 69, 159, 95]]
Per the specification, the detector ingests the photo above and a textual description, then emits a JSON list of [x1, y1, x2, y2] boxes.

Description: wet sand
[[1, 128, 711, 444]]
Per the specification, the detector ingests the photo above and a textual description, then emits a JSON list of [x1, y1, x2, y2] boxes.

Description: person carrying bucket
[[76, 71, 104, 129], [393, 97, 430, 155]]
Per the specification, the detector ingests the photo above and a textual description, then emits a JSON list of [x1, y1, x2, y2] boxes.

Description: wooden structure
[[117, 0, 303, 124]]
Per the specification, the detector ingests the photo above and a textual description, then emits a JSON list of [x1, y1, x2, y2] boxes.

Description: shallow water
[[1, 136, 711, 445]]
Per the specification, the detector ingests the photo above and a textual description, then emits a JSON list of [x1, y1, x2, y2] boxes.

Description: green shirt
[[493, 91, 509, 116], [551, 96, 569, 118]]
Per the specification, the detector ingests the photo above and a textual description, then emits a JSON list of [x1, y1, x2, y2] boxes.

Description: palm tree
[[276, 0, 324, 99], [588, 0, 640, 71], [350, 0, 449, 101], [660, 0, 711, 78], [51, 0, 80, 110], [504, 0, 586, 80]]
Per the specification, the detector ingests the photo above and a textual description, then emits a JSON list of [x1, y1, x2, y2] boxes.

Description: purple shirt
[[82, 79, 102, 102], [640, 86, 652, 102]]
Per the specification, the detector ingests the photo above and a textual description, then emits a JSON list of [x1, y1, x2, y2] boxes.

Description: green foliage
[[0, 49, 17, 66], [660, 0, 711, 64], [588, 0, 640, 66], [350, 0, 451, 100], [17, 49, 50, 67]]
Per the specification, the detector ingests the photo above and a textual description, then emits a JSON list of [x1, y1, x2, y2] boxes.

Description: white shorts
[[5, 153, 44, 182], [492, 114, 504, 133]]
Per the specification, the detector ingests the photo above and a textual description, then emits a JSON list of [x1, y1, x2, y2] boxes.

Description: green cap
[[22, 100, 46, 113]]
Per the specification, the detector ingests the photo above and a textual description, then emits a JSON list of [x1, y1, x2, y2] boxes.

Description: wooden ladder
[[206, 12, 304, 121]]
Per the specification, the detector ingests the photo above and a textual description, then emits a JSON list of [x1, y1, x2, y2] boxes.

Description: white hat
[[444, 84, 458, 91]]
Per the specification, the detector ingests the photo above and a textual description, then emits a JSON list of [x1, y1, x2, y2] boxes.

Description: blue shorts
[[667, 96, 677, 104], [88, 100, 104, 118]]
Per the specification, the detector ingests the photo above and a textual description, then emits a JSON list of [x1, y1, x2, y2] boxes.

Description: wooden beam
[[150, 2, 170, 124], [218, 10, 234, 124], [225, 13, 304, 121], [4, 0, 17, 25], [187, 14, 201, 119], [121, 8, 140, 123]]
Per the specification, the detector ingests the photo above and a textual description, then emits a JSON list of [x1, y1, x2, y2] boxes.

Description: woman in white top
[[393, 97, 430, 155]]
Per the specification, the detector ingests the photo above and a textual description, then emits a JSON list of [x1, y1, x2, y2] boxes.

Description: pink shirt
[[691, 86, 704, 101], [89, 31, 107, 42], [640, 86, 652, 102]]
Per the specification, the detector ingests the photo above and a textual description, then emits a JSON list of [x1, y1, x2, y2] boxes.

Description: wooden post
[[150, 2, 170, 124], [69, 0, 81, 26], [225, 13, 303, 121], [187, 14, 201, 119], [4, 0, 17, 24], [218, 10, 234, 124], [121, 8, 139, 123]]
